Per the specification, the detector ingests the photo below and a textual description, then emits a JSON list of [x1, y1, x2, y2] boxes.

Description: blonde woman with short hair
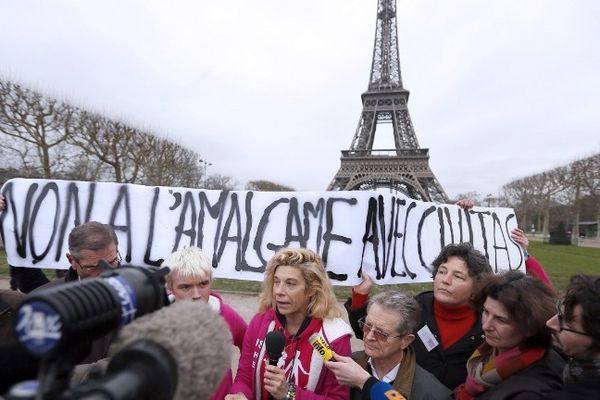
[[227, 247, 352, 400]]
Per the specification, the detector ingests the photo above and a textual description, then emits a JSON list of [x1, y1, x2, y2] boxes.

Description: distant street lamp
[[199, 158, 212, 188]]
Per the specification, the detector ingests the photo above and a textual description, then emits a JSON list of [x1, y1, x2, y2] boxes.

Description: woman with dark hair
[[347, 242, 492, 390], [347, 225, 552, 390], [455, 271, 564, 400]]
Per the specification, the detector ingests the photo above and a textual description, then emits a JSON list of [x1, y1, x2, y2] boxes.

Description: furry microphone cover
[[110, 300, 232, 400]]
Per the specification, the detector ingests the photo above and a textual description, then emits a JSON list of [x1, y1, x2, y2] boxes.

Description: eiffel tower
[[327, 0, 448, 203]]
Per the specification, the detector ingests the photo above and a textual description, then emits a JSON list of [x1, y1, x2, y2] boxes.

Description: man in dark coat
[[32, 221, 122, 365]]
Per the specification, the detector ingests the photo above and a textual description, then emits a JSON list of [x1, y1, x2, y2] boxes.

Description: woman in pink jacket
[[226, 248, 352, 400]]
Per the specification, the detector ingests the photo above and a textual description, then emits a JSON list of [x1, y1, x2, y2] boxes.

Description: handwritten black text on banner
[[0, 179, 524, 285]]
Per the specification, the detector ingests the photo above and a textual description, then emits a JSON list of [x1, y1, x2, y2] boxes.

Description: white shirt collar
[[367, 357, 401, 383]]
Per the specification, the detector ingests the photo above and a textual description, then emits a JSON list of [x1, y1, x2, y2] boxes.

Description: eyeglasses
[[358, 317, 404, 342], [555, 299, 590, 336], [74, 251, 122, 272]]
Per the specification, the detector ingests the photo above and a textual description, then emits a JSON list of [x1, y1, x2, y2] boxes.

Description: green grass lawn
[[1, 242, 598, 295], [527, 241, 600, 291]]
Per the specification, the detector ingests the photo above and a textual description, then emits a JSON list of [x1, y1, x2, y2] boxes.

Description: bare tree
[[60, 153, 109, 182], [1, 79, 239, 192], [501, 152, 600, 239], [139, 135, 202, 187], [206, 173, 238, 190], [501, 178, 536, 229], [502, 166, 570, 235], [562, 158, 585, 240], [573, 154, 600, 238], [68, 111, 206, 187], [67, 112, 145, 183], [528, 168, 569, 237], [0, 79, 75, 177], [0, 166, 43, 184], [245, 180, 295, 192]]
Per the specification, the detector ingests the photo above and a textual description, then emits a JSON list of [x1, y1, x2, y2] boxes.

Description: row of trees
[[0, 79, 202, 187], [0, 79, 295, 191], [500, 153, 600, 239]]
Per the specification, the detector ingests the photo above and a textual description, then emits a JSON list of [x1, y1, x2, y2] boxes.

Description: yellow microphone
[[309, 333, 336, 361]]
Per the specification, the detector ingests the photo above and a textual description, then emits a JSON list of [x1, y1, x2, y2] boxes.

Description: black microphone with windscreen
[[14, 264, 169, 359], [9, 265, 170, 400]]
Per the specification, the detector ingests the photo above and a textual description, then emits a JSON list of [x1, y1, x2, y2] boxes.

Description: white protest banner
[[0, 178, 524, 285]]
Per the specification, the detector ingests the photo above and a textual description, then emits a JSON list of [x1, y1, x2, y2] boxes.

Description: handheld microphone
[[265, 331, 285, 400], [95, 300, 231, 400], [370, 381, 407, 400], [265, 331, 285, 366], [14, 265, 169, 358], [308, 333, 335, 361]]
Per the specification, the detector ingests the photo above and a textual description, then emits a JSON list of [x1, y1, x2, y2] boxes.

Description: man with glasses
[[325, 291, 451, 400], [36, 221, 121, 288], [33, 221, 121, 365], [545, 274, 600, 399]]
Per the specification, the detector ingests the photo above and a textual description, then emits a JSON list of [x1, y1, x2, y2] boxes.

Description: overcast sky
[[1, 0, 599, 199]]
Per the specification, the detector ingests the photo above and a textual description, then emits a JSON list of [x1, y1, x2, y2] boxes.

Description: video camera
[[6, 263, 171, 400]]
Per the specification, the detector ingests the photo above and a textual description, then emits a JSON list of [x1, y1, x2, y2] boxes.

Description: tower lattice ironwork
[[327, 0, 448, 202]]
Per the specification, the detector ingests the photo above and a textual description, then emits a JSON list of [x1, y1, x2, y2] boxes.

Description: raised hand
[[455, 198, 475, 210], [354, 272, 374, 295], [511, 228, 529, 252]]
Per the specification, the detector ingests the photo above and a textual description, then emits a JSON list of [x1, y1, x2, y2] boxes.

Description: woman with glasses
[[226, 248, 352, 400], [326, 291, 451, 400], [455, 271, 564, 400], [347, 242, 492, 390]]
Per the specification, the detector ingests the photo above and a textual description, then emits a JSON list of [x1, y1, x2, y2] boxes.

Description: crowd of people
[[0, 192, 599, 400]]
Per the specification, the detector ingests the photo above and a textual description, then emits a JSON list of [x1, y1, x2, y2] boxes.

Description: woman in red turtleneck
[[346, 242, 491, 390], [345, 228, 553, 391]]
